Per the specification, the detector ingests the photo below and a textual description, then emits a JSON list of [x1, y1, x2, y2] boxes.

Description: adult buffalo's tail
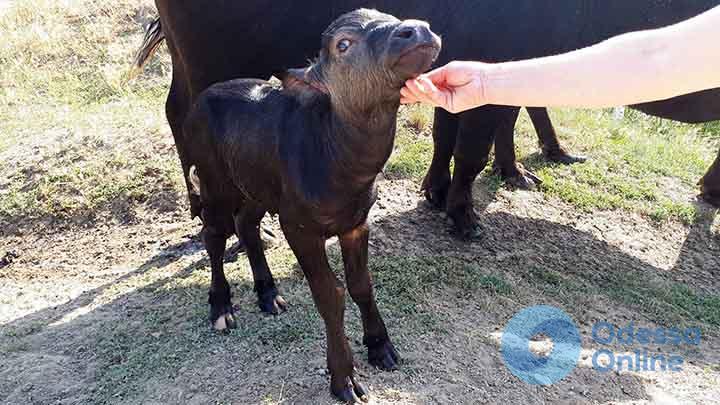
[[127, 18, 165, 80]]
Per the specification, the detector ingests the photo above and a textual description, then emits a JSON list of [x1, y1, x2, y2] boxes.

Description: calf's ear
[[280, 67, 329, 99]]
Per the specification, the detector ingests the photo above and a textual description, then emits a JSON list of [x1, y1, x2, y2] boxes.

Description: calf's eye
[[337, 39, 352, 53]]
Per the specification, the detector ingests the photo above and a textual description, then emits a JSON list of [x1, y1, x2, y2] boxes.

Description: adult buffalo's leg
[[493, 108, 543, 189], [202, 207, 235, 331], [700, 149, 720, 207], [166, 77, 203, 219], [234, 205, 287, 315], [422, 108, 459, 210], [340, 223, 399, 371], [282, 222, 367, 404], [527, 107, 587, 164], [445, 107, 499, 239]]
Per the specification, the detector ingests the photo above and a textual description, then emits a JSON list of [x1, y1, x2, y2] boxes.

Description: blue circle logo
[[501, 305, 581, 385]]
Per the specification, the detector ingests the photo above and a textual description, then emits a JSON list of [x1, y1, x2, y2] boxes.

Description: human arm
[[401, 6, 720, 113]]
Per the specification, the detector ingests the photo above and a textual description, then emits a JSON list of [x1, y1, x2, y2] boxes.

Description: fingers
[[400, 64, 453, 106], [400, 79, 427, 106], [400, 86, 419, 104], [400, 81, 430, 105], [402, 76, 449, 109]]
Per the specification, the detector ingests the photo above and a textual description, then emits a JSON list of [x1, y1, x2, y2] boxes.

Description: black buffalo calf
[[184, 9, 441, 402]]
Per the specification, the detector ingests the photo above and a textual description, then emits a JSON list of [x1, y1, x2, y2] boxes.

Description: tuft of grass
[[372, 255, 513, 303], [385, 128, 435, 179], [472, 274, 514, 295], [605, 274, 720, 329], [404, 104, 433, 133], [0, 137, 183, 223]]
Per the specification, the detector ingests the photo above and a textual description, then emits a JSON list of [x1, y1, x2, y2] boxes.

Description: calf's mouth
[[393, 40, 442, 79]]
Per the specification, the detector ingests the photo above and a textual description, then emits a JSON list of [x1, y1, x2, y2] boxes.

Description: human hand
[[401, 61, 488, 114]]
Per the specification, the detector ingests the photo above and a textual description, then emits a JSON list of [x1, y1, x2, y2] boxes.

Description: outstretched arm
[[401, 6, 720, 114]]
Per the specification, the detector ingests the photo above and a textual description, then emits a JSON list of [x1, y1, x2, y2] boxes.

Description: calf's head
[[283, 9, 441, 115]]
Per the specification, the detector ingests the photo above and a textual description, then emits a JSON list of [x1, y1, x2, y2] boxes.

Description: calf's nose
[[393, 21, 439, 46]]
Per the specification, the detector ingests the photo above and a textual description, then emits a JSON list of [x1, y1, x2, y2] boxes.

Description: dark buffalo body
[[145, 0, 720, 237]]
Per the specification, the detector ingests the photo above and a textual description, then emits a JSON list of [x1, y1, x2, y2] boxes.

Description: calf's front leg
[[234, 206, 287, 315], [282, 223, 368, 404], [340, 223, 399, 371]]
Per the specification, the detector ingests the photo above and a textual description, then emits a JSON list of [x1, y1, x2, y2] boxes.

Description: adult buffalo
[[135, 0, 584, 222], [137, 0, 720, 238]]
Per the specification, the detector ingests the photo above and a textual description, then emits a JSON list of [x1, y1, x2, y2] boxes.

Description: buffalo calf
[[184, 9, 441, 402]]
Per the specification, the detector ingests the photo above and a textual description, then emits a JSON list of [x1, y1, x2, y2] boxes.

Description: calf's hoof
[[367, 338, 401, 371], [544, 149, 588, 165], [332, 376, 369, 404], [257, 287, 288, 315], [210, 306, 237, 331]]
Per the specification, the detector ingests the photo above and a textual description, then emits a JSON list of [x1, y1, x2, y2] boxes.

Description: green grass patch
[[607, 277, 720, 329], [521, 261, 720, 330], [516, 108, 717, 224], [386, 105, 435, 179]]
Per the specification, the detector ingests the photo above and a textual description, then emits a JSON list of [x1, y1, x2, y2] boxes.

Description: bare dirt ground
[[1, 171, 718, 404]]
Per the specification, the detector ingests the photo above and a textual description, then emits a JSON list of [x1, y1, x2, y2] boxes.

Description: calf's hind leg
[[234, 206, 287, 315], [282, 223, 368, 404], [340, 223, 399, 371], [201, 208, 236, 331]]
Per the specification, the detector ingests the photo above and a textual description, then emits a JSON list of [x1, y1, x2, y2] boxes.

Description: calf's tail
[[127, 17, 165, 81], [188, 166, 201, 196]]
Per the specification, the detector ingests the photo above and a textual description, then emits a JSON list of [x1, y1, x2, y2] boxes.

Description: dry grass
[[0, 0, 180, 229]]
